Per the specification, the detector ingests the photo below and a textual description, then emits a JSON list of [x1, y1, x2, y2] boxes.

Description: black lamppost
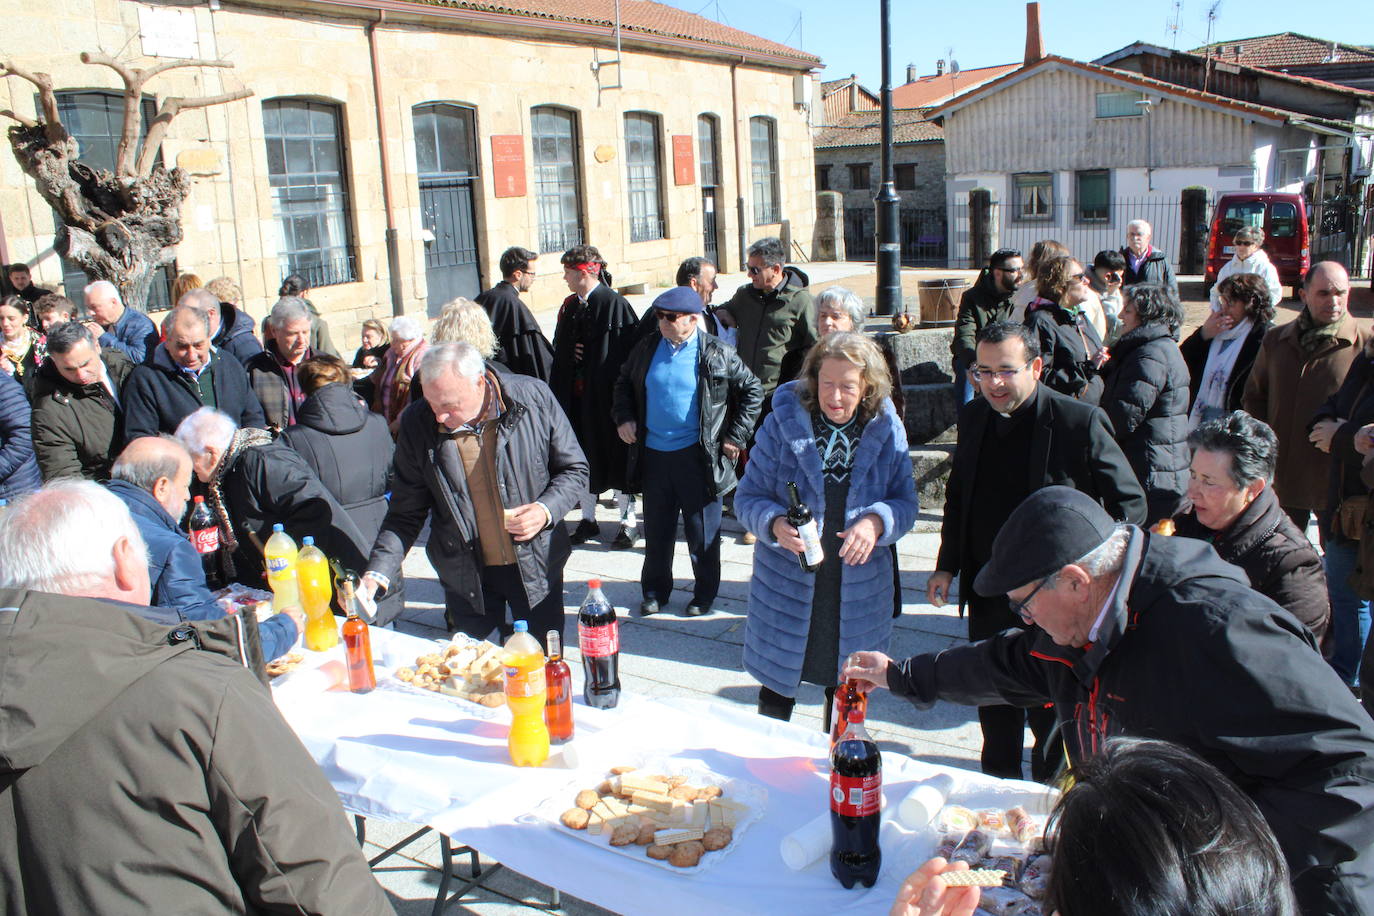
[[874, 0, 903, 316]]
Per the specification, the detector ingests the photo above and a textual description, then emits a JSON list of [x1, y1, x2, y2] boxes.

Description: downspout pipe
[[367, 10, 405, 316], [731, 58, 747, 271]]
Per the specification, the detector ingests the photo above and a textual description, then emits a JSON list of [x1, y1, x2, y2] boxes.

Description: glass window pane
[[436, 109, 471, 174], [532, 106, 583, 252], [262, 99, 355, 285], [1077, 171, 1108, 221], [1270, 202, 1298, 238], [279, 102, 309, 136]]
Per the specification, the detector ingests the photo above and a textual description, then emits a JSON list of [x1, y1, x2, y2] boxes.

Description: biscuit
[[939, 869, 1007, 888], [575, 789, 599, 810], [667, 785, 699, 802], [609, 765, 637, 775], [478, 692, 505, 708], [396, 667, 416, 682], [596, 779, 615, 796], [646, 844, 672, 860], [665, 775, 687, 787], [702, 826, 732, 851], [668, 840, 704, 868], [636, 822, 658, 845], [609, 824, 640, 847], [560, 808, 590, 830], [697, 785, 722, 800]]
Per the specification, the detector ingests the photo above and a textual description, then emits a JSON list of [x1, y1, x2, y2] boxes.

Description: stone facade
[[813, 139, 945, 212], [0, 0, 819, 343]]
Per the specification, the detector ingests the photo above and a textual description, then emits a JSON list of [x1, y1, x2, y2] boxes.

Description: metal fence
[[843, 207, 949, 266]]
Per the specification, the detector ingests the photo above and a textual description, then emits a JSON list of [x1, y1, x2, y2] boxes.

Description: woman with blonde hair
[[171, 272, 203, 303], [1010, 238, 1069, 320], [736, 331, 917, 730], [406, 297, 498, 404]]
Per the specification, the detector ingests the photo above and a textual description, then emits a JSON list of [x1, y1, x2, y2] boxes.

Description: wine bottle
[[787, 481, 824, 572]]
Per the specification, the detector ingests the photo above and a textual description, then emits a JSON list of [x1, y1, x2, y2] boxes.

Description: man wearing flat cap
[[847, 485, 1374, 915], [927, 320, 1145, 783], [613, 286, 762, 617]]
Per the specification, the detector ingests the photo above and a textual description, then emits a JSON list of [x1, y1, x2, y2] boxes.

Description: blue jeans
[[1324, 538, 1371, 685], [952, 355, 976, 405]]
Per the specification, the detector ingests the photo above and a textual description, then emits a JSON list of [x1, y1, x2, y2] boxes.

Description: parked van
[[1205, 192, 1310, 298]]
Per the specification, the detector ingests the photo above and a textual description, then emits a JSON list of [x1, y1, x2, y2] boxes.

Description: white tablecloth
[[274, 627, 1054, 915]]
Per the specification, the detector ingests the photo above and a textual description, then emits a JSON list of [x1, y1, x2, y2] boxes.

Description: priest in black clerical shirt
[[927, 321, 1144, 783]]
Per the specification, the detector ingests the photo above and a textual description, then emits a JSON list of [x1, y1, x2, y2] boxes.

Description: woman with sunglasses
[[1024, 256, 1107, 405], [1211, 225, 1283, 310]]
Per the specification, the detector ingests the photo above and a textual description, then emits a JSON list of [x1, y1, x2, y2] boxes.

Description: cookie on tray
[[560, 808, 590, 830]]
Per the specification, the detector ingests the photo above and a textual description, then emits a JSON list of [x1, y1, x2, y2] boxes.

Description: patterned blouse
[[812, 410, 868, 485]]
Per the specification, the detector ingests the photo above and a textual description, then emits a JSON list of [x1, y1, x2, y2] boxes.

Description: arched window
[[749, 116, 780, 225]]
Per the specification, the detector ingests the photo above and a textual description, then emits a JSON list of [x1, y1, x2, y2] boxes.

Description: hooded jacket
[[29, 347, 134, 481], [1212, 247, 1283, 310], [717, 266, 816, 395], [888, 530, 1374, 916], [121, 345, 267, 443], [0, 589, 394, 915], [212, 301, 265, 365]]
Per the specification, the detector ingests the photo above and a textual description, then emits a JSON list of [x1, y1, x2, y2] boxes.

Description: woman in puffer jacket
[[1211, 225, 1283, 309]]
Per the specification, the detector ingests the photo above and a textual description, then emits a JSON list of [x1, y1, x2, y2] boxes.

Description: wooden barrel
[[917, 278, 968, 326]]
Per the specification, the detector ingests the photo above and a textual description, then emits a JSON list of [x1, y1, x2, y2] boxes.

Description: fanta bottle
[[297, 537, 338, 651], [263, 524, 299, 611], [503, 621, 549, 767]]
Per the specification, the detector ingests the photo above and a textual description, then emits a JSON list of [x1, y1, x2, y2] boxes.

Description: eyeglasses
[[1074, 272, 1089, 281], [1233, 240, 1258, 248], [746, 265, 765, 276], [995, 265, 1023, 274], [970, 360, 1033, 382], [656, 310, 689, 322], [1009, 576, 1052, 624]]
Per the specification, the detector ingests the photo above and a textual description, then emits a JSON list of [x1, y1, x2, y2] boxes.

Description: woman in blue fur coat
[[736, 332, 917, 729]]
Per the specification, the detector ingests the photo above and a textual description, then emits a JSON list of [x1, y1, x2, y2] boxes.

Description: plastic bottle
[[503, 620, 549, 767], [188, 495, 226, 590], [544, 630, 574, 744], [339, 577, 376, 693], [297, 537, 338, 651], [830, 678, 868, 746], [577, 579, 621, 709], [830, 697, 882, 888], [263, 524, 300, 611]]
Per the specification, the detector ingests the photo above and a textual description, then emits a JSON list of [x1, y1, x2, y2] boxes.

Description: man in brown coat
[[1243, 261, 1367, 530]]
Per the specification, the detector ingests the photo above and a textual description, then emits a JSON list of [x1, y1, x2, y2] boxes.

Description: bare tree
[[1, 54, 251, 310]]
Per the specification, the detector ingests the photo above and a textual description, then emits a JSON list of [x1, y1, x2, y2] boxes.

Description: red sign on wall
[[490, 135, 526, 198], [672, 135, 695, 186]]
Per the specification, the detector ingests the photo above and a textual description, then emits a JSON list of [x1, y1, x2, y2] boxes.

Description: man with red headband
[[550, 245, 640, 548]]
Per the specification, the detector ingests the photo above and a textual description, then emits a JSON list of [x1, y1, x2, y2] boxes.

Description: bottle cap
[[588, 578, 601, 589], [272, 523, 284, 532], [193, 495, 205, 504], [302, 535, 314, 546], [513, 620, 528, 632]]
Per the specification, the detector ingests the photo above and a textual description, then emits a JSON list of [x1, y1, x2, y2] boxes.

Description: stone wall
[[814, 140, 945, 212]]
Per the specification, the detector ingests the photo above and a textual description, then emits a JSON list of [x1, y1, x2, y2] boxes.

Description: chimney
[[1024, 2, 1045, 65], [849, 76, 859, 112], [936, 60, 945, 76], [909, 63, 920, 82]]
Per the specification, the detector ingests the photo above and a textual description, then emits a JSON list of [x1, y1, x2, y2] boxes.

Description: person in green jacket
[[716, 236, 817, 404], [951, 248, 1023, 403]]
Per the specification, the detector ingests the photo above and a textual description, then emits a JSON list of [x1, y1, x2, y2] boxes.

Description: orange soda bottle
[[503, 620, 549, 766], [297, 537, 338, 651]]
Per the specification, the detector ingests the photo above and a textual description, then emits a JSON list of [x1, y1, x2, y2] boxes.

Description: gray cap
[[973, 486, 1117, 596]]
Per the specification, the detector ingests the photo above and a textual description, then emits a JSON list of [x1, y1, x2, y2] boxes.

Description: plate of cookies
[[380, 634, 506, 717], [526, 758, 768, 875]]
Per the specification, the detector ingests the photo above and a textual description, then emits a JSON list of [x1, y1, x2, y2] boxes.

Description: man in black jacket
[[613, 286, 762, 617], [182, 286, 264, 366], [361, 342, 588, 645], [847, 486, 1374, 916], [1120, 219, 1178, 295], [950, 248, 1023, 401], [928, 321, 1145, 782], [121, 306, 266, 443], [30, 321, 134, 481], [476, 246, 554, 382]]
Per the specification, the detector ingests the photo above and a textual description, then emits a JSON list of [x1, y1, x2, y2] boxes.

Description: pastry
[[701, 826, 732, 851], [609, 765, 637, 775], [696, 785, 722, 800], [667, 785, 700, 802], [635, 821, 658, 845], [645, 844, 672, 860], [668, 840, 704, 868], [560, 808, 590, 830], [609, 823, 640, 846], [575, 789, 599, 810]]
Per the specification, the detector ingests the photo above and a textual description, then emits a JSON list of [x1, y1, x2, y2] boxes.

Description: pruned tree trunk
[[2, 55, 250, 311]]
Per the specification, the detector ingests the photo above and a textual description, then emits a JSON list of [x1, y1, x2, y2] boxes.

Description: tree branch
[[135, 88, 253, 175], [0, 109, 38, 128], [1, 61, 66, 141], [141, 57, 236, 81], [80, 51, 145, 176]]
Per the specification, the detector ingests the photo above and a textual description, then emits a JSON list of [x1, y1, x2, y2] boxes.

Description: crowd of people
[[2, 225, 1374, 912]]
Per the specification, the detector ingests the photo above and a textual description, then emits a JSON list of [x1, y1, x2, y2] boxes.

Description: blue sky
[[663, 0, 1374, 88]]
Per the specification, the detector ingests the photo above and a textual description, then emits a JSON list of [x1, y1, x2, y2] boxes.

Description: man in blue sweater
[[106, 436, 301, 660], [82, 280, 160, 365]]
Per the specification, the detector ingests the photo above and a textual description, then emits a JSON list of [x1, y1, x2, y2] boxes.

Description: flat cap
[[652, 285, 704, 314], [973, 486, 1117, 596]]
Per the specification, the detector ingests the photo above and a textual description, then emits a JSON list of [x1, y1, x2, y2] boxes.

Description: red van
[[1205, 192, 1310, 297]]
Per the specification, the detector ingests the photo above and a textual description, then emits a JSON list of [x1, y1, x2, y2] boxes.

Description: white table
[[274, 627, 1054, 915]]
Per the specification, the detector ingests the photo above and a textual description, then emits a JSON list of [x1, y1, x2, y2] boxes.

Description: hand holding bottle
[[842, 651, 893, 694], [772, 516, 807, 555]]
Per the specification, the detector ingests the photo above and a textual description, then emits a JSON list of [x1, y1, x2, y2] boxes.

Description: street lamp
[[874, 0, 903, 316]]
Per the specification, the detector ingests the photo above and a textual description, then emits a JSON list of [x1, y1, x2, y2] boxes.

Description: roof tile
[[814, 111, 943, 149], [1190, 32, 1374, 68]]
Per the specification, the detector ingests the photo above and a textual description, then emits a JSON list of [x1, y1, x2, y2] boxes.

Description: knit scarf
[[205, 427, 273, 577], [1296, 308, 1344, 356]]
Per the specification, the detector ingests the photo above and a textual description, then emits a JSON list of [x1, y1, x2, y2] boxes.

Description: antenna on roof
[[1167, 0, 1183, 48], [1203, 0, 1221, 91], [946, 48, 960, 77]]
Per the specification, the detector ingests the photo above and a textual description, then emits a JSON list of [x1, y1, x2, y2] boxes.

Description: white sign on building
[[138, 6, 200, 59]]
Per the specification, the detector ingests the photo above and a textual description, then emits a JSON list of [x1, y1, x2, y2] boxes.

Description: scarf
[[1, 329, 36, 377], [1188, 318, 1253, 431], [1296, 308, 1344, 356], [205, 427, 273, 578]]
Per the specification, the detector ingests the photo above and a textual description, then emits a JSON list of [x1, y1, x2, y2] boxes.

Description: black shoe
[[639, 599, 660, 617], [612, 526, 637, 549], [684, 601, 711, 617], [569, 519, 599, 545]]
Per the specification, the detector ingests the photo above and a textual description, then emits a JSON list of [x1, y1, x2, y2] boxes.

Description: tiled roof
[[1190, 32, 1374, 68], [409, 0, 819, 64], [814, 111, 943, 149], [890, 63, 1019, 109]]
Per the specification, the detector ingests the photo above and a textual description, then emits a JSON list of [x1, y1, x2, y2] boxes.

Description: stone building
[[0, 0, 820, 336]]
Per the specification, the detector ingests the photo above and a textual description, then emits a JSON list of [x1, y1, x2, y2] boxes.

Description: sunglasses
[[746, 265, 765, 276], [656, 310, 690, 322]]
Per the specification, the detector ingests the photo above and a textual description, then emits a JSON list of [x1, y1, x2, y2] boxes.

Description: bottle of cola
[[577, 578, 621, 709], [830, 697, 882, 888], [188, 495, 226, 590]]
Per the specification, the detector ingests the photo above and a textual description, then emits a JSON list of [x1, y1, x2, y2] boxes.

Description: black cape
[[477, 281, 554, 382]]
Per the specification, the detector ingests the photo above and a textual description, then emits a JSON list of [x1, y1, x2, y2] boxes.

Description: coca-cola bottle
[[830, 698, 882, 888], [188, 495, 226, 590], [577, 579, 621, 709], [830, 678, 868, 746]]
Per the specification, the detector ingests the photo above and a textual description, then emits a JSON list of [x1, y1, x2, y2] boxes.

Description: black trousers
[[758, 684, 838, 734], [444, 562, 566, 651], [641, 446, 722, 606]]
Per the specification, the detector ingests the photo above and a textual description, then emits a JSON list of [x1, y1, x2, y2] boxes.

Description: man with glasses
[[613, 287, 761, 617], [715, 237, 815, 405], [846, 485, 1374, 916], [922, 321, 1143, 782], [951, 248, 1024, 404], [477, 246, 554, 382]]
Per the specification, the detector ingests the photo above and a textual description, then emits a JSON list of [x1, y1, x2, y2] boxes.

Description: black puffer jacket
[[29, 348, 134, 481], [211, 302, 264, 365], [1098, 322, 1191, 524], [889, 529, 1374, 915], [612, 329, 763, 499], [1120, 246, 1178, 295], [1024, 300, 1104, 404], [1174, 485, 1329, 645]]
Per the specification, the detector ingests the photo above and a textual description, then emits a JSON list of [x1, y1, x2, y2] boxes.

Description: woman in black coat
[[1098, 283, 1192, 526], [1023, 256, 1107, 404], [1180, 272, 1273, 430], [1174, 411, 1329, 647]]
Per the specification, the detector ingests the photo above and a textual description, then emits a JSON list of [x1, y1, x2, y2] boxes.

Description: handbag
[[1336, 494, 1370, 542]]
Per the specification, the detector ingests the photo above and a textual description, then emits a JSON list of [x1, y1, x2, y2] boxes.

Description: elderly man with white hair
[[0, 480, 395, 914], [121, 305, 266, 442], [1119, 219, 1177, 295], [360, 341, 588, 646], [369, 314, 427, 432], [245, 296, 316, 431], [81, 279, 160, 364], [175, 406, 367, 589], [180, 285, 263, 365]]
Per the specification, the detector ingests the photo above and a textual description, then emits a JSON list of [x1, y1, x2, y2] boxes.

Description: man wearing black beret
[[847, 485, 1374, 915]]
